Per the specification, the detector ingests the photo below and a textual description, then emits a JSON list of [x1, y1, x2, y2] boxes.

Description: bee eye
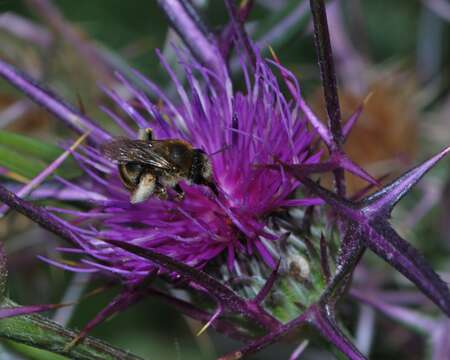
[[118, 162, 143, 189]]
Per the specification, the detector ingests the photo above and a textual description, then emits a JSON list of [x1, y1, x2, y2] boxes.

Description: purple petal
[[253, 260, 280, 304], [311, 306, 366, 360]]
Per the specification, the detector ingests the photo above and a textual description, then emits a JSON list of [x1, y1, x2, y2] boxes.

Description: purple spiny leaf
[[335, 224, 365, 269], [309, 0, 343, 148], [263, 160, 339, 177], [318, 228, 365, 306], [253, 260, 280, 304], [342, 92, 373, 142], [65, 291, 139, 350], [352, 289, 450, 360], [289, 340, 309, 360], [266, 153, 377, 185], [336, 152, 378, 186], [303, 235, 320, 260], [66, 271, 157, 348], [350, 174, 390, 201], [218, 306, 313, 360], [219, 303, 364, 360], [286, 148, 450, 315], [342, 103, 363, 141], [319, 234, 331, 283], [296, 177, 358, 217], [351, 289, 435, 332], [363, 220, 450, 316], [0, 242, 6, 297], [148, 288, 252, 341], [309, 0, 346, 196], [102, 239, 280, 330], [196, 304, 223, 336], [362, 146, 450, 218], [301, 205, 315, 235], [0, 184, 81, 247], [102, 239, 240, 305], [0, 59, 110, 142], [0, 303, 68, 319], [311, 306, 366, 360]]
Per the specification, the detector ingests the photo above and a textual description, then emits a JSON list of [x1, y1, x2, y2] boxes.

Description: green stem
[[0, 298, 144, 360]]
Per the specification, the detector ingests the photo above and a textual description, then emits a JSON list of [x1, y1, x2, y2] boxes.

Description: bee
[[102, 128, 216, 203]]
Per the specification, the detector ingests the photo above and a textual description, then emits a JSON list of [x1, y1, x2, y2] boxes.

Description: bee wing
[[101, 138, 173, 170]]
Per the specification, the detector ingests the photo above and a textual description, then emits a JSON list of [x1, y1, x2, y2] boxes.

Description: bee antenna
[[209, 144, 231, 157]]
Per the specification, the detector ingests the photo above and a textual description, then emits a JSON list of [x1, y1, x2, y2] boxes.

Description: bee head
[[191, 149, 212, 184]]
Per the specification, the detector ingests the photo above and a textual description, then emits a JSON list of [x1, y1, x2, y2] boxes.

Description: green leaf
[[0, 131, 81, 179], [0, 145, 47, 179], [3, 340, 68, 360], [0, 130, 63, 163], [0, 297, 144, 360]]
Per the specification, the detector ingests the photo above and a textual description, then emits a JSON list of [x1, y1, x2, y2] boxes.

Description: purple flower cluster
[[45, 50, 320, 281]]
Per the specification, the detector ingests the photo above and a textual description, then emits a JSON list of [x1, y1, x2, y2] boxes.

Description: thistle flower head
[[45, 48, 320, 281]]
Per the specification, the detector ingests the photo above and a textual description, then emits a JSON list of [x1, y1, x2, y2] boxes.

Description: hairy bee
[[102, 128, 215, 203]]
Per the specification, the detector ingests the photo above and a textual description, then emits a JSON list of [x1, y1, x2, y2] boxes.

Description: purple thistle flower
[[38, 48, 321, 280]]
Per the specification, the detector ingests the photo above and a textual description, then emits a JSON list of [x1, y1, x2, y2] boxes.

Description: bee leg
[[154, 184, 168, 200], [130, 172, 156, 204], [173, 184, 185, 201], [138, 128, 153, 141], [206, 181, 219, 196], [198, 178, 218, 197]]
